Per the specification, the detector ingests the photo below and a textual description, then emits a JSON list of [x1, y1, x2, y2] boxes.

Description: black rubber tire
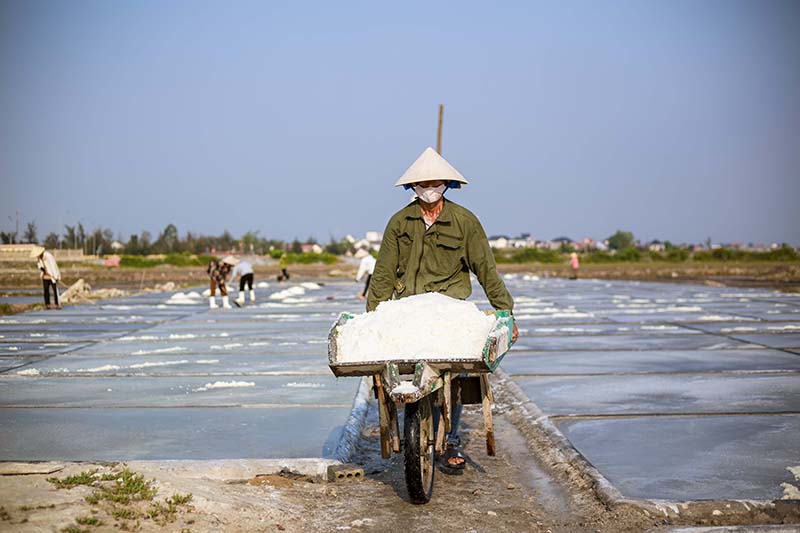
[[403, 396, 435, 504]]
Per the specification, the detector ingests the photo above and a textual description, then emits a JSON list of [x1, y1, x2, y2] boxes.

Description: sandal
[[438, 444, 466, 475]]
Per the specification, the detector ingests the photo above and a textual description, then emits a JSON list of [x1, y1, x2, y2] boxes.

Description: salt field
[[1, 276, 800, 502], [0, 281, 365, 461], [500, 276, 800, 502]]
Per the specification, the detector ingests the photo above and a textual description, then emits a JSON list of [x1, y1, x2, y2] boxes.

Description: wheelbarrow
[[327, 310, 515, 504]]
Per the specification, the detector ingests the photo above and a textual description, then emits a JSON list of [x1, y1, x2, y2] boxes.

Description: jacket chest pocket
[[433, 232, 465, 273]]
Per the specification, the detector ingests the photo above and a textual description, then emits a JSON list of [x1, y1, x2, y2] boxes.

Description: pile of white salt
[[335, 293, 496, 362]]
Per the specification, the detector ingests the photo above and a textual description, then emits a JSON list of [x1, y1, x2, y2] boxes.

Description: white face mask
[[414, 184, 447, 204]]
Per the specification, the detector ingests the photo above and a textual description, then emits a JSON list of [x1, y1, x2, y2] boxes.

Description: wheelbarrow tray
[[327, 310, 514, 378]]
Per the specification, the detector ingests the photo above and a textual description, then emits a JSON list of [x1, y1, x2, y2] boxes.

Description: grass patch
[[494, 248, 562, 264], [146, 493, 193, 525], [75, 516, 102, 526], [50, 467, 193, 528], [111, 507, 137, 520], [119, 253, 216, 268], [48, 469, 100, 489], [284, 252, 338, 265], [86, 469, 158, 505]]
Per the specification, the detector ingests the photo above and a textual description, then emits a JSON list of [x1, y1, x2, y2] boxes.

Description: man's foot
[[438, 444, 466, 475]]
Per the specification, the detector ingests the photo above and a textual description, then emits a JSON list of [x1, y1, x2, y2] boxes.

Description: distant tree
[[154, 223, 179, 253], [23, 221, 38, 244], [63, 225, 77, 249], [267, 239, 287, 252], [559, 241, 574, 254], [324, 235, 349, 255], [305, 236, 318, 245], [291, 239, 303, 253], [77, 223, 87, 253], [240, 230, 263, 254], [218, 230, 235, 252], [44, 233, 60, 249], [139, 231, 152, 254], [0, 231, 15, 244], [126, 234, 141, 254], [88, 227, 114, 255], [607, 230, 634, 251]]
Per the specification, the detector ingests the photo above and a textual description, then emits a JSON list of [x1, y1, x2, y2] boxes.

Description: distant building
[[488, 235, 510, 249], [573, 237, 596, 251], [354, 231, 383, 253], [647, 240, 665, 252], [300, 243, 323, 254], [365, 231, 382, 244]]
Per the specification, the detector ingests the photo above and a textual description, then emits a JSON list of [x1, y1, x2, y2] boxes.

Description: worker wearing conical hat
[[368, 147, 519, 472], [207, 256, 237, 309], [30, 245, 61, 309]]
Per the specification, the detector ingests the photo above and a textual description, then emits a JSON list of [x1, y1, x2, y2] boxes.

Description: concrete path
[[497, 275, 800, 502], [0, 281, 364, 461]]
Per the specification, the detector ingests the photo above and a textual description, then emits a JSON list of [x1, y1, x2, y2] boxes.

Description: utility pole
[[15, 211, 19, 244], [436, 104, 444, 154]]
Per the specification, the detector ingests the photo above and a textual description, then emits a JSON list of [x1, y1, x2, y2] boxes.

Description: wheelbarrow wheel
[[403, 395, 435, 504]]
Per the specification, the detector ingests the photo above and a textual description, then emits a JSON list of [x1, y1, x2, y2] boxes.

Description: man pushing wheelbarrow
[[329, 147, 518, 503]]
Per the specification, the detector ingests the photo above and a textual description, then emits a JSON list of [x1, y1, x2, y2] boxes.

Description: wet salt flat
[[0, 281, 364, 461], [499, 276, 800, 502], [1, 276, 799, 503]]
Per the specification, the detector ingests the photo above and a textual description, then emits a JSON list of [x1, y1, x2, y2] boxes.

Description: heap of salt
[[335, 293, 496, 362]]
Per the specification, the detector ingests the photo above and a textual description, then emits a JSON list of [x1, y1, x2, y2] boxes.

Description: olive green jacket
[[367, 199, 514, 313]]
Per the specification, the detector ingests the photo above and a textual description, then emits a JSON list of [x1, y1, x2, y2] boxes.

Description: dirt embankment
[[499, 261, 800, 291], [0, 262, 349, 291], [3, 260, 799, 292]]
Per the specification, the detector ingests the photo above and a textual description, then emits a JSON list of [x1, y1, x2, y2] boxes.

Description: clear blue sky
[[2, 0, 798, 245]]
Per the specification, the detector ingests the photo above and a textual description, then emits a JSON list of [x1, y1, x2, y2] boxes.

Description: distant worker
[[30, 246, 61, 309], [355, 253, 376, 300], [277, 253, 291, 282], [230, 258, 256, 305], [569, 252, 580, 280], [207, 256, 236, 309]]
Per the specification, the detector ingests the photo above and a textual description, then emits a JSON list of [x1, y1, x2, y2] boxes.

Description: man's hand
[[512, 321, 519, 343]]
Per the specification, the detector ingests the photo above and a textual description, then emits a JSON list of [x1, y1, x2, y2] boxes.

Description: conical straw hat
[[394, 147, 469, 187], [222, 256, 239, 266], [29, 245, 45, 258]]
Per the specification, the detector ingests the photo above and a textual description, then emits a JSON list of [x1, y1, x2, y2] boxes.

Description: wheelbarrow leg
[[435, 372, 452, 455], [374, 373, 392, 459], [389, 401, 401, 453], [480, 374, 495, 456]]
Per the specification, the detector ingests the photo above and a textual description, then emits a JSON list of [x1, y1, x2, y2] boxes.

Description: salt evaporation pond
[[1, 276, 799, 503]]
